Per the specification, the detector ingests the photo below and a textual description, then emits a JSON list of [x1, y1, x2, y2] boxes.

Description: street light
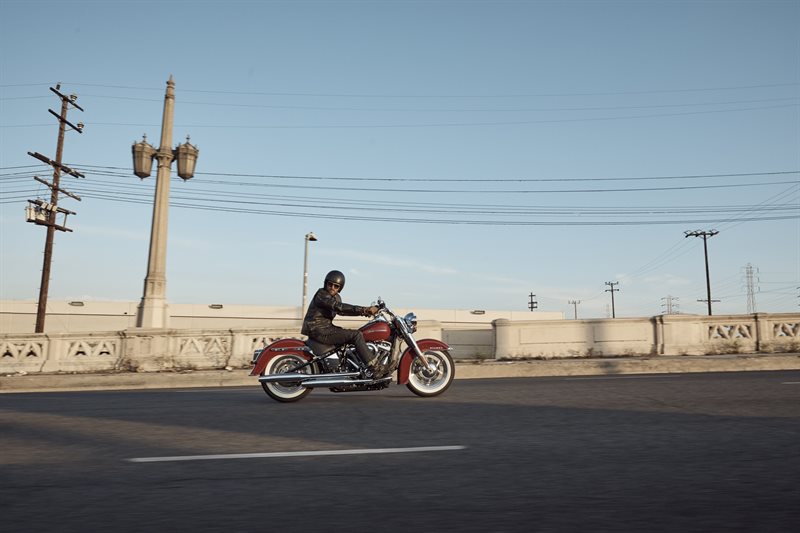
[[131, 76, 198, 328], [301, 232, 318, 317]]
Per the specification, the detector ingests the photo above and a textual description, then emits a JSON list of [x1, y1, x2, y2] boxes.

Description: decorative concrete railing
[[2, 314, 797, 374], [0, 328, 291, 374], [0, 321, 444, 374], [493, 313, 800, 358]]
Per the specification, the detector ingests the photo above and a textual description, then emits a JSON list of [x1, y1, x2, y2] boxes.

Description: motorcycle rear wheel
[[261, 354, 313, 402], [406, 349, 454, 397]]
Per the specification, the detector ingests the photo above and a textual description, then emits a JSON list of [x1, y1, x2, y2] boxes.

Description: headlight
[[403, 312, 418, 333]]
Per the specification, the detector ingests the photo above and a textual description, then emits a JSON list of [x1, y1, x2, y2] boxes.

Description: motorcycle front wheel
[[261, 354, 313, 403], [406, 349, 455, 397]]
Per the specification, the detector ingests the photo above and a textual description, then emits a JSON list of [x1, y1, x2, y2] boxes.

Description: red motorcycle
[[250, 299, 454, 402]]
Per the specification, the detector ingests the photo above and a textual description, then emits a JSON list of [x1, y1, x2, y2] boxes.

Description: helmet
[[324, 270, 346, 291]]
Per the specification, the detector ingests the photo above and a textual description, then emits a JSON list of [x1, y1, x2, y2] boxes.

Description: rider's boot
[[363, 357, 383, 379]]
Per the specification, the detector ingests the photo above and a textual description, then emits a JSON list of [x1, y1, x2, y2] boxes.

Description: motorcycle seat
[[305, 339, 337, 357]]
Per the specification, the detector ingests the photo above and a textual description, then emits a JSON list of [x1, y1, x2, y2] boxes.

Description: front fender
[[249, 338, 311, 376], [397, 339, 451, 384]]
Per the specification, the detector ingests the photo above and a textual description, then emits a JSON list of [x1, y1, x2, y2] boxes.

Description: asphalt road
[[2, 371, 799, 533]]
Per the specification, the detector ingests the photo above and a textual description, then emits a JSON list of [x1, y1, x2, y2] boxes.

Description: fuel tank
[[360, 320, 391, 342]]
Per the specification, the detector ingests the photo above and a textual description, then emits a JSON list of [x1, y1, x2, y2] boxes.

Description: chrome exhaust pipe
[[259, 371, 360, 384], [300, 377, 392, 387]]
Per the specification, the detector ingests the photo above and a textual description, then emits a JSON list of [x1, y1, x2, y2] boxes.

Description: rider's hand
[[365, 305, 379, 316]]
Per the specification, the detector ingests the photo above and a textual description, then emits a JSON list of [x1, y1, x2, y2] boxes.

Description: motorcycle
[[250, 298, 454, 402]]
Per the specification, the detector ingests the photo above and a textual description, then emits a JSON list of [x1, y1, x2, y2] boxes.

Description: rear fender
[[250, 338, 311, 376], [397, 339, 451, 384]]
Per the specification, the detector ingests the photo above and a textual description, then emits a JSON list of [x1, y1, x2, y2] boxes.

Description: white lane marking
[[565, 375, 683, 381], [128, 445, 466, 463]]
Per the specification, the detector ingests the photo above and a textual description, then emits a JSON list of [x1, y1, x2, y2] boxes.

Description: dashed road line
[[564, 375, 683, 380]]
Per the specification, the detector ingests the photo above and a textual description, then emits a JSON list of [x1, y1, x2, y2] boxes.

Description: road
[[2, 371, 799, 532]]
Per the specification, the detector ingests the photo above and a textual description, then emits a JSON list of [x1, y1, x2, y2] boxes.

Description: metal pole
[[568, 299, 580, 320], [685, 230, 718, 316], [703, 235, 712, 316], [137, 77, 175, 328], [34, 96, 68, 333], [610, 288, 616, 318], [301, 232, 317, 317], [605, 282, 618, 318]]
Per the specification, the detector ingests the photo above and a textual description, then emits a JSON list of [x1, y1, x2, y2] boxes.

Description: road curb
[[456, 353, 800, 379], [1, 353, 798, 393]]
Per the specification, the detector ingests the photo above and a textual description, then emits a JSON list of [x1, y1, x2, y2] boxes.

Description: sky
[[1, 0, 798, 320]]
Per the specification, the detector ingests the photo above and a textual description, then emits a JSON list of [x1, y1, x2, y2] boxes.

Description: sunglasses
[[327, 282, 341, 290]]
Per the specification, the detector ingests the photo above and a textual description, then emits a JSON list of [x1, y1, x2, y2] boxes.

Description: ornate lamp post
[[301, 232, 318, 317], [131, 76, 198, 328]]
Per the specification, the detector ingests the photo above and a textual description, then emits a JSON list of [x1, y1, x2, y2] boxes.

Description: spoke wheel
[[261, 354, 313, 403], [406, 350, 454, 397]]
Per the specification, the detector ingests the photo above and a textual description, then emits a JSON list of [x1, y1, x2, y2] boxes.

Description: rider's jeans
[[309, 326, 374, 366]]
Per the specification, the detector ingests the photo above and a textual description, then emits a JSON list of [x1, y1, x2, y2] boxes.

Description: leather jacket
[[301, 288, 368, 336]]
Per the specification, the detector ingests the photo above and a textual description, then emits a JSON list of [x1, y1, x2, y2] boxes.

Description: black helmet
[[324, 270, 346, 291]]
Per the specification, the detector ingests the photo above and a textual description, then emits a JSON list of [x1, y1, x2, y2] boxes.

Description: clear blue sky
[[1, 0, 798, 319]]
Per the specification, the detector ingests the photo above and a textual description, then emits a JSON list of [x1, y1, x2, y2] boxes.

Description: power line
[[4, 171, 798, 225], [5, 80, 797, 97], [6, 93, 798, 114], [6, 101, 796, 130], [4, 164, 798, 184]]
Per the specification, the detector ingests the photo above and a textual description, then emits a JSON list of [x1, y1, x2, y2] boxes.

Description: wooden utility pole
[[26, 84, 84, 333], [685, 229, 719, 316], [605, 281, 619, 318], [568, 299, 581, 319]]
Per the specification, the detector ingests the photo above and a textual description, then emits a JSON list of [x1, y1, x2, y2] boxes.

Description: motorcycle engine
[[367, 340, 392, 361]]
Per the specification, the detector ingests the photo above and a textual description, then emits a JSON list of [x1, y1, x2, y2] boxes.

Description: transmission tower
[[26, 84, 85, 333], [744, 263, 759, 314], [661, 295, 680, 315]]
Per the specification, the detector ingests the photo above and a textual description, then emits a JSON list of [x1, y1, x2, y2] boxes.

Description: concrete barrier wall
[[494, 312, 800, 358], [1, 300, 561, 365], [2, 303, 797, 375], [0, 321, 444, 374], [0, 328, 290, 374]]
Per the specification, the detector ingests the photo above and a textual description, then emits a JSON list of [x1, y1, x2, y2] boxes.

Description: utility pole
[[685, 229, 719, 315], [661, 295, 679, 315], [25, 84, 85, 333], [528, 292, 538, 311], [568, 299, 581, 319], [605, 281, 619, 318]]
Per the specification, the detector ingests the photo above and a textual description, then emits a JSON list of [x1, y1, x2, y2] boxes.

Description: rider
[[301, 270, 381, 375]]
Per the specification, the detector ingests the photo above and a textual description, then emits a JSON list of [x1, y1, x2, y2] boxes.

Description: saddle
[[305, 339, 337, 357]]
